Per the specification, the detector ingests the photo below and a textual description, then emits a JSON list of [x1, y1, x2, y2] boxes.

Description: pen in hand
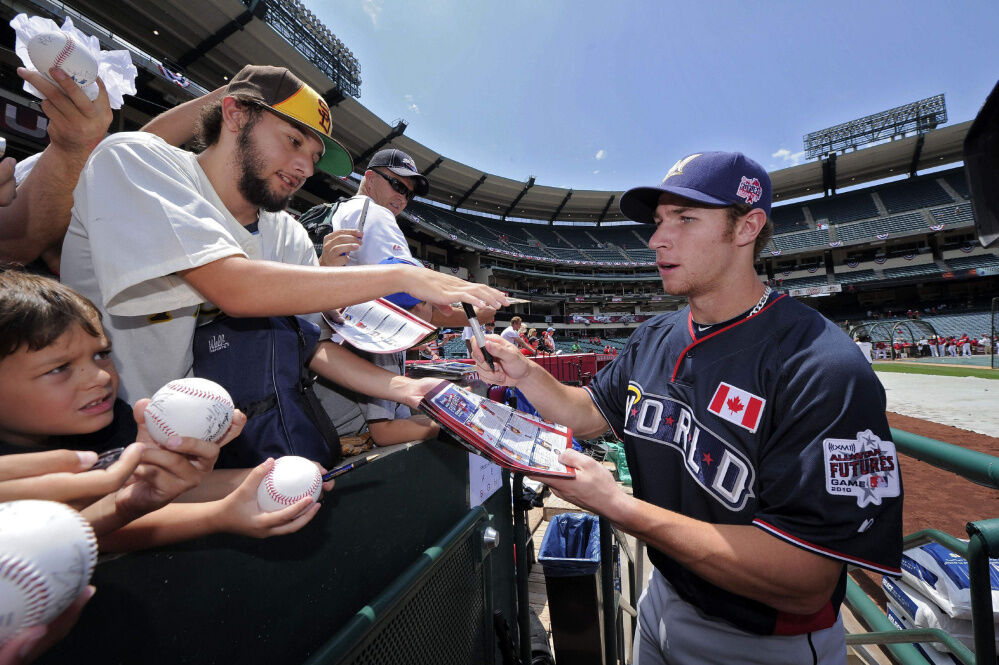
[[461, 302, 496, 371]]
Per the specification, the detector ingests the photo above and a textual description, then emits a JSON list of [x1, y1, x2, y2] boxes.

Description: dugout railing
[[843, 428, 999, 665]]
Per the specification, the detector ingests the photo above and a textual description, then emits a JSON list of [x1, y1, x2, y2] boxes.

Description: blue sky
[[311, 1, 999, 193]]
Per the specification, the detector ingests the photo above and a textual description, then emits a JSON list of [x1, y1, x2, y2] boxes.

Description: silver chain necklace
[[748, 285, 772, 317]]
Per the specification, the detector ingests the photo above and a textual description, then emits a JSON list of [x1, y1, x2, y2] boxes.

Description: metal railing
[[844, 428, 999, 664]]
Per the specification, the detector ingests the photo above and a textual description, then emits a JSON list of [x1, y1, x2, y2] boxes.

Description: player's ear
[[735, 208, 767, 248]]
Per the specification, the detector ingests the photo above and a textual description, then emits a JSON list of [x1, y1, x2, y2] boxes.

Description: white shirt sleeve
[[331, 197, 412, 266], [68, 135, 247, 316]]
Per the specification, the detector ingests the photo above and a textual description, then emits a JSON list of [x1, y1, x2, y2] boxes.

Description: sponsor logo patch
[[736, 176, 763, 205], [707, 382, 765, 433], [823, 430, 900, 507]]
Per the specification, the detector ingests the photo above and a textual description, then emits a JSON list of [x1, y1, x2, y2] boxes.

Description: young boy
[[0, 270, 321, 549]]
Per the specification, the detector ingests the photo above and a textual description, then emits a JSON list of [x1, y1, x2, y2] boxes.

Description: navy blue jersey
[[586, 294, 902, 636]]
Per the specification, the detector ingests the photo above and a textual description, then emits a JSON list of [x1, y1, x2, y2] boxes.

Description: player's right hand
[[399, 265, 508, 311], [319, 229, 362, 268], [0, 445, 144, 509], [470, 334, 534, 386]]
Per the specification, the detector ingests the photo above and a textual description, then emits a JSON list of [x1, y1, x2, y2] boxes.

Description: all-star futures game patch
[[824, 430, 900, 508]]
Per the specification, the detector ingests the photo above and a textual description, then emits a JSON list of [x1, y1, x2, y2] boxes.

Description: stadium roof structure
[[57, 0, 972, 224]]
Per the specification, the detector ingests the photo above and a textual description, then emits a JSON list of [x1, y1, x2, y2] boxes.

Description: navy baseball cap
[[367, 149, 429, 196], [619, 151, 771, 223]]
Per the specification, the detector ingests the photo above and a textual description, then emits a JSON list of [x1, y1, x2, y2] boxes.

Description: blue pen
[[322, 453, 380, 482]]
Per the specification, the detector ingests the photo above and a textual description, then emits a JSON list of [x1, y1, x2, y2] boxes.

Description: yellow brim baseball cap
[[226, 64, 353, 176]]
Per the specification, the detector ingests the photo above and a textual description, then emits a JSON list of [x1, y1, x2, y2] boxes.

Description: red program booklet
[[420, 381, 575, 478]]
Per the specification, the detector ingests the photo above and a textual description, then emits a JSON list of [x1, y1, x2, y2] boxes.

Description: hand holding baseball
[[0, 501, 97, 653], [213, 458, 321, 539], [0, 586, 93, 665], [16, 67, 111, 160], [115, 399, 246, 521], [319, 229, 362, 267]]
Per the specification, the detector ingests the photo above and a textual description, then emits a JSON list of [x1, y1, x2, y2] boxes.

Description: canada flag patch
[[707, 382, 765, 433], [736, 176, 763, 205]]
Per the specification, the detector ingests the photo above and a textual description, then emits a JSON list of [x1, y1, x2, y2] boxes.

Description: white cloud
[[362, 0, 383, 26], [771, 148, 806, 167], [404, 94, 420, 115], [593, 170, 600, 175], [595, 149, 606, 160]]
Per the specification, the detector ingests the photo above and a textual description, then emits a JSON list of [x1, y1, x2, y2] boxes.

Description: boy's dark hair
[[194, 96, 264, 151], [0, 270, 104, 359]]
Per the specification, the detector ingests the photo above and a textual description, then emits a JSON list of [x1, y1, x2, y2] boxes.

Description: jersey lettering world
[[625, 382, 756, 511]]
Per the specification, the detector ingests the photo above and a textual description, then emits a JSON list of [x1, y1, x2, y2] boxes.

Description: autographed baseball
[[144, 378, 234, 446], [26, 31, 98, 88], [257, 456, 322, 512], [0, 501, 97, 645]]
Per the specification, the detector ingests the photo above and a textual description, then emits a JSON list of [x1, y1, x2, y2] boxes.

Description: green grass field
[[873, 362, 999, 380]]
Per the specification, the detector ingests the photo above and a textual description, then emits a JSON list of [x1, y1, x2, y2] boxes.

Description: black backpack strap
[[288, 316, 342, 465], [298, 197, 349, 257]]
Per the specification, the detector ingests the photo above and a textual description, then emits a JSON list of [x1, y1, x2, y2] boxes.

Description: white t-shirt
[[462, 326, 474, 341], [328, 195, 412, 266], [61, 132, 317, 403], [501, 326, 522, 345]]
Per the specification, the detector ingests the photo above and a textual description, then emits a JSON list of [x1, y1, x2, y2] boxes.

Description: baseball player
[[470, 152, 902, 664]]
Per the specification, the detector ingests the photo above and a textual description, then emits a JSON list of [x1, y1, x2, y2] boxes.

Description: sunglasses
[[372, 169, 416, 201]]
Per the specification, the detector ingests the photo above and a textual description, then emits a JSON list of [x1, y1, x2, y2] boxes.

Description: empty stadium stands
[[808, 191, 879, 225], [834, 211, 927, 244], [407, 168, 973, 269], [878, 177, 953, 213]]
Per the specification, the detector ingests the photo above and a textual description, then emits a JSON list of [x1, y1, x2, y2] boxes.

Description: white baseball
[[26, 31, 98, 88], [144, 378, 234, 446], [0, 501, 97, 645], [256, 456, 322, 512]]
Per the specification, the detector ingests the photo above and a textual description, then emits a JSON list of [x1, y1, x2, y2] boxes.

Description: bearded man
[[61, 65, 505, 401]]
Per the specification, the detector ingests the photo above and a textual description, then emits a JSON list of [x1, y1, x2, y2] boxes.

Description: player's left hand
[[533, 449, 630, 519]]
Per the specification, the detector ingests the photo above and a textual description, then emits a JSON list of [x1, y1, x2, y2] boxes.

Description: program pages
[[420, 381, 575, 478], [323, 298, 437, 354]]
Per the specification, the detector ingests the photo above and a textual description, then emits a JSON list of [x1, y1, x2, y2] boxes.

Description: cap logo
[[662, 153, 701, 183], [736, 176, 763, 205], [316, 98, 332, 134], [402, 157, 417, 171]]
